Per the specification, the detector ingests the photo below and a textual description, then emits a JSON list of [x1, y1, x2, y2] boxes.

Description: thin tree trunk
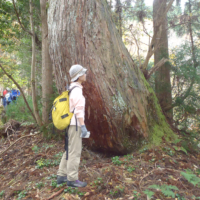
[[29, 0, 42, 126], [48, 0, 176, 154], [40, 0, 53, 124], [153, 0, 173, 122], [188, 0, 197, 69]]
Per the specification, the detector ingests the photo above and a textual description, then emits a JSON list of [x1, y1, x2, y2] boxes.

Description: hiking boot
[[57, 175, 67, 184], [67, 180, 87, 187]]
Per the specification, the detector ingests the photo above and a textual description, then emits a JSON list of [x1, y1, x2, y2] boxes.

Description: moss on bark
[[141, 71, 177, 146]]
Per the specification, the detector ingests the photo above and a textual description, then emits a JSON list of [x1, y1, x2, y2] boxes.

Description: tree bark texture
[[48, 0, 175, 154], [30, 0, 42, 126], [40, 0, 53, 124], [115, 0, 122, 37], [153, 0, 173, 122]]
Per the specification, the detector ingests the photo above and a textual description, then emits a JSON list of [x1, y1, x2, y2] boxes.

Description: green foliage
[[36, 152, 62, 169], [176, 194, 186, 200], [109, 185, 125, 198], [42, 144, 54, 151], [143, 189, 154, 199], [139, 147, 148, 153], [148, 184, 178, 198], [64, 187, 86, 196], [6, 96, 41, 123], [124, 154, 133, 160], [50, 179, 65, 188], [132, 190, 141, 200], [50, 180, 57, 187], [16, 190, 27, 200], [32, 145, 40, 154], [162, 147, 175, 156], [0, 190, 5, 198], [93, 177, 103, 186], [0, 0, 42, 94], [127, 166, 135, 172], [111, 156, 123, 166], [64, 187, 78, 194], [46, 174, 57, 180], [35, 182, 44, 189], [192, 195, 200, 199], [170, 41, 200, 153], [174, 146, 188, 155], [181, 170, 200, 186], [36, 158, 59, 169]]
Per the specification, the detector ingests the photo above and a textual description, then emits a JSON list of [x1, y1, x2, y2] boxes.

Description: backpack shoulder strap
[[68, 86, 78, 95], [68, 86, 79, 132]]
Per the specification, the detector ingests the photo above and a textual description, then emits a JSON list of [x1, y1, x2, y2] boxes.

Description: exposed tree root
[[46, 188, 64, 200]]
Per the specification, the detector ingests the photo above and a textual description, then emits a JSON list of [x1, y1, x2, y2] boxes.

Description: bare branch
[[12, 0, 33, 36], [141, 25, 162, 71], [147, 58, 168, 80], [0, 132, 39, 157], [129, 28, 142, 67], [142, 22, 152, 38], [141, 0, 175, 72]]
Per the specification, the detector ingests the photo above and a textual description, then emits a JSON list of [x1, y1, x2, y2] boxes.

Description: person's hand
[[80, 125, 88, 138]]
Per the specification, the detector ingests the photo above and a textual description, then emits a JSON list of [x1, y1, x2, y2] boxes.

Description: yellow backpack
[[51, 86, 77, 130]]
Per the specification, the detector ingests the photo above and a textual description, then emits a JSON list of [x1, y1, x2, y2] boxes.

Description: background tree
[[167, 0, 200, 138], [29, 0, 42, 126], [40, 0, 53, 124], [153, 0, 173, 122]]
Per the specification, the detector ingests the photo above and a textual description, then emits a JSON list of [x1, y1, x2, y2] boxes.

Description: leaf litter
[[0, 124, 200, 199]]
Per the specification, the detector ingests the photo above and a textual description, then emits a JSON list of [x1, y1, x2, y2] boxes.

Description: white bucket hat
[[69, 64, 87, 82]]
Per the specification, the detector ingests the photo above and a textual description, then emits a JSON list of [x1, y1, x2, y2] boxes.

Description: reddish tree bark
[[47, 0, 175, 154]]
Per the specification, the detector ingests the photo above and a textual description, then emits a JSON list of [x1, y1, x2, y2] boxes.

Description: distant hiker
[[5, 89, 13, 106], [2, 88, 8, 107], [11, 89, 18, 101], [57, 64, 89, 188], [17, 90, 20, 97]]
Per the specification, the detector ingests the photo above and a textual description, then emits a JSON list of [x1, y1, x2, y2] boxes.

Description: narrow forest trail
[[0, 123, 200, 200]]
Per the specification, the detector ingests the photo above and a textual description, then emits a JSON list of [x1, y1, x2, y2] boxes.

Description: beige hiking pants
[[57, 125, 82, 181]]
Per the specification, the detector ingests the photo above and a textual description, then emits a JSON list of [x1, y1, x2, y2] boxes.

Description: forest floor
[[0, 121, 200, 200]]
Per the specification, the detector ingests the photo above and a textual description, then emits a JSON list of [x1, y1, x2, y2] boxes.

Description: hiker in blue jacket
[[11, 89, 18, 101]]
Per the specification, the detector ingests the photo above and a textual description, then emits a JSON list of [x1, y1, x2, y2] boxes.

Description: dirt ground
[[0, 122, 200, 200]]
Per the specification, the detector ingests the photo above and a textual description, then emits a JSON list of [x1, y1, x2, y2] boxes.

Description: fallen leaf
[[84, 192, 90, 196]]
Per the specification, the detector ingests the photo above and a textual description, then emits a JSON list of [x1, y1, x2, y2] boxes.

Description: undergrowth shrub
[[5, 96, 41, 123]]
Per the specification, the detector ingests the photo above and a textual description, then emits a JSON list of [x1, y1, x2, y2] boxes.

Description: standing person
[[11, 88, 18, 101], [2, 88, 8, 107], [17, 90, 20, 97], [5, 89, 13, 106], [57, 64, 88, 188]]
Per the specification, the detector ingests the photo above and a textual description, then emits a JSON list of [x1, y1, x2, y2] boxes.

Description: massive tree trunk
[[153, 0, 173, 122], [48, 0, 175, 154], [40, 0, 53, 124]]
